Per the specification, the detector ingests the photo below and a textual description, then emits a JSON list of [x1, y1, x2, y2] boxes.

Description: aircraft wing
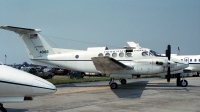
[[91, 56, 133, 73]]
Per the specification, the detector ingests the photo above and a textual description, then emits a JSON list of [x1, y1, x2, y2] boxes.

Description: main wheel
[[180, 80, 188, 87], [110, 82, 118, 89], [120, 79, 127, 84]]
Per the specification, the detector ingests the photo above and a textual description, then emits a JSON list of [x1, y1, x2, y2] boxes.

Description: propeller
[[166, 45, 171, 82]]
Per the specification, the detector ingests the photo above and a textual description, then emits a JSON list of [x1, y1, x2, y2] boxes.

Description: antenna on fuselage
[[178, 47, 180, 55]]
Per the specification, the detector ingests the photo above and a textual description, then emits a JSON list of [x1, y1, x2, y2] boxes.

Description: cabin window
[[98, 53, 103, 57], [105, 53, 110, 57], [142, 51, 148, 56], [185, 59, 188, 62], [194, 59, 197, 62], [199, 59, 200, 62], [75, 55, 79, 59], [119, 52, 124, 57], [181, 59, 183, 61], [126, 52, 132, 57], [190, 59, 192, 62], [112, 53, 117, 58]]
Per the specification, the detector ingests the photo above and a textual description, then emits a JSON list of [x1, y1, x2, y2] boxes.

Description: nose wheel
[[180, 80, 188, 87], [176, 73, 188, 87], [0, 103, 7, 112]]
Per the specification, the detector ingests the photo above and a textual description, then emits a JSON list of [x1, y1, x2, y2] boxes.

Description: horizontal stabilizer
[[0, 26, 41, 33]]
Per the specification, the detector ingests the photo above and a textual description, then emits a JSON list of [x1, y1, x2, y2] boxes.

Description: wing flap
[[91, 57, 133, 73]]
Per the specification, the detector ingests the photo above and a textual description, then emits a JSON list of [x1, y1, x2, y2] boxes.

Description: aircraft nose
[[180, 61, 189, 68], [32, 77, 57, 96], [171, 58, 189, 69]]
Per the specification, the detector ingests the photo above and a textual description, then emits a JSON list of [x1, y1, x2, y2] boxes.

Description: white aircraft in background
[[169, 54, 200, 76], [0, 63, 56, 112], [0, 26, 189, 89]]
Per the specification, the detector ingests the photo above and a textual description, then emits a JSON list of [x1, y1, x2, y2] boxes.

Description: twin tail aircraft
[[0, 26, 189, 89]]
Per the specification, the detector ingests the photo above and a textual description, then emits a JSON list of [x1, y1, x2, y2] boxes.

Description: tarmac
[[4, 77, 200, 112]]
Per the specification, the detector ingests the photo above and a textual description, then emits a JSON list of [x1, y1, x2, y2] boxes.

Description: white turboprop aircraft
[[127, 41, 200, 85], [0, 26, 189, 89], [0, 63, 56, 112]]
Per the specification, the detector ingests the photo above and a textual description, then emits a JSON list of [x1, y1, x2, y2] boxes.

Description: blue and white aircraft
[[168, 54, 200, 76]]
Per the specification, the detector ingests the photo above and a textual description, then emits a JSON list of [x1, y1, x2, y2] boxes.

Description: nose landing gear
[[176, 73, 188, 87]]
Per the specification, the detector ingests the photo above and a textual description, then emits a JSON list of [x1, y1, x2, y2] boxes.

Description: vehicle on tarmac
[[21, 67, 37, 75], [85, 72, 106, 77], [37, 69, 54, 79], [21, 67, 54, 79], [55, 68, 69, 75], [43, 67, 56, 73]]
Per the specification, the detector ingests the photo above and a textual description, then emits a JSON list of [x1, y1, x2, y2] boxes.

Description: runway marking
[[54, 86, 110, 95]]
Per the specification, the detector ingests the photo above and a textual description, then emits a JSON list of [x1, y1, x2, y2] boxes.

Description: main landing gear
[[109, 78, 127, 89], [119, 78, 127, 84], [176, 73, 188, 87], [0, 103, 7, 112]]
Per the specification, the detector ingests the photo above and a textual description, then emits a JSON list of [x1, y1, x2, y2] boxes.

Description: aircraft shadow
[[111, 81, 200, 98], [111, 81, 149, 98]]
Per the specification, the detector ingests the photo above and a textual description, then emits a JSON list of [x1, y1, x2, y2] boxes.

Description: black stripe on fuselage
[[0, 80, 56, 91], [189, 63, 200, 64], [31, 59, 133, 61]]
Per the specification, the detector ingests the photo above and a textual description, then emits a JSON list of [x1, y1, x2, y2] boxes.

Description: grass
[[47, 76, 111, 85], [47, 74, 161, 85]]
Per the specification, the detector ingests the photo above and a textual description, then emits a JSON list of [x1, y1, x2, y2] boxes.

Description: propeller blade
[[165, 45, 171, 83], [167, 45, 171, 60], [167, 67, 170, 82]]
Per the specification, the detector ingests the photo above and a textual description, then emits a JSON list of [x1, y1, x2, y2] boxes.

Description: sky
[[0, 0, 200, 64]]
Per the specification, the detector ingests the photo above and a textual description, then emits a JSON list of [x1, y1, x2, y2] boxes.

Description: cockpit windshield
[[150, 50, 161, 56]]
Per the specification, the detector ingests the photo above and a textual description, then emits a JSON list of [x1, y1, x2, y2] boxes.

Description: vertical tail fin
[[0, 26, 54, 59]]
